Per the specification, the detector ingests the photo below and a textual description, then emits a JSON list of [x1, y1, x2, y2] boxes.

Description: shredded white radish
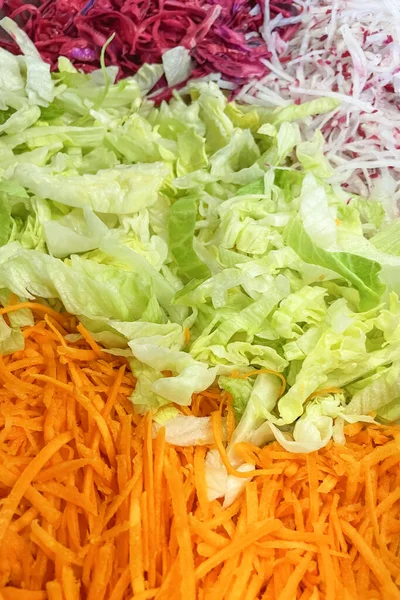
[[239, 0, 400, 205]]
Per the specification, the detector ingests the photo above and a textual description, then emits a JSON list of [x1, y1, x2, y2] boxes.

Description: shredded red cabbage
[[0, 0, 301, 92]]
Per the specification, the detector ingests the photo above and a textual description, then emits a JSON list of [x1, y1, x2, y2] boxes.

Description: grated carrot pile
[[0, 304, 400, 599]]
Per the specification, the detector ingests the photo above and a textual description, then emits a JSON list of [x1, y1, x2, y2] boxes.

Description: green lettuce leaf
[[270, 396, 341, 453], [43, 208, 107, 258], [168, 196, 211, 281], [162, 46, 193, 87], [0, 289, 33, 327], [0, 48, 25, 107], [270, 285, 328, 339], [0, 201, 11, 247], [128, 359, 167, 412], [377, 397, 400, 423], [196, 82, 234, 152], [0, 105, 41, 135], [132, 63, 164, 95]]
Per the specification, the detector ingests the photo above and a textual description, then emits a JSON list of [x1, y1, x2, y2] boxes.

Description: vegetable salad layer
[[1, 17, 400, 504]]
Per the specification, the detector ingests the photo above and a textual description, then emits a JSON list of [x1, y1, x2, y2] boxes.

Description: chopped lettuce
[[0, 289, 33, 354], [228, 374, 283, 451]]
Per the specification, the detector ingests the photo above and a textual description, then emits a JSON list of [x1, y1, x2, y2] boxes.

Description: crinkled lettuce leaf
[[345, 361, 400, 416], [13, 162, 169, 214], [371, 221, 400, 256], [284, 217, 385, 310], [0, 243, 152, 322], [218, 376, 253, 419]]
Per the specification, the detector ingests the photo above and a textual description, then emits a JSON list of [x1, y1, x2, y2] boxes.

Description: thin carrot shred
[[76, 323, 104, 357], [0, 304, 400, 599], [184, 328, 191, 346]]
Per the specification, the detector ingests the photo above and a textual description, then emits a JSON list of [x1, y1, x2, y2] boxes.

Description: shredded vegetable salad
[[0, 9, 400, 598], [240, 0, 400, 207], [0, 14, 400, 504]]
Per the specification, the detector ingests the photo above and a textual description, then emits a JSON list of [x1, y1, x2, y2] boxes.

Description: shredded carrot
[[1, 304, 400, 599], [225, 392, 236, 443], [129, 496, 145, 595], [164, 449, 196, 600], [76, 323, 104, 357], [30, 520, 85, 566], [108, 567, 130, 600], [184, 327, 191, 346], [195, 519, 282, 579], [0, 431, 73, 543], [193, 446, 210, 518], [46, 580, 64, 600], [0, 302, 69, 327], [278, 552, 314, 600], [0, 589, 47, 600], [211, 410, 287, 479]]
